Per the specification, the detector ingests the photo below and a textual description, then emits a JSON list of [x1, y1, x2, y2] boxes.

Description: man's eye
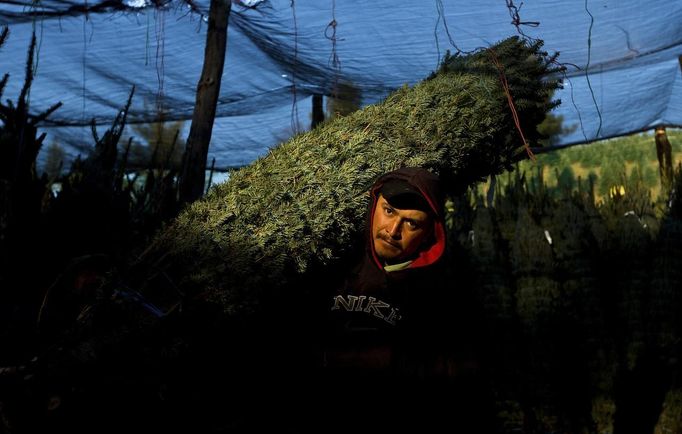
[[384, 207, 394, 215], [406, 220, 419, 230]]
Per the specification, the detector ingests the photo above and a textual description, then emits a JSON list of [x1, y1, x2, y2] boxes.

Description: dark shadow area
[[613, 354, 671, 434]]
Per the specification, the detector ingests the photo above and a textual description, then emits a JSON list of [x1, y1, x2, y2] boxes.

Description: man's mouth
[[377, 234, 400, 249]]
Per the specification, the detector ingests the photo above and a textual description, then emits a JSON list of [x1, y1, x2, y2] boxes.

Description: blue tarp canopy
[[1, 0, 681, 170]]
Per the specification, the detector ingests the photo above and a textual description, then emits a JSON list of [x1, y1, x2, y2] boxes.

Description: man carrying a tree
[[311, 167, 494, 432]]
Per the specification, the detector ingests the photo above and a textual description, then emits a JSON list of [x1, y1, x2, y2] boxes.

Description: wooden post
[[179, 0, 231, 206], [311, 94, 324, 129], [655, 126, 673, 190]]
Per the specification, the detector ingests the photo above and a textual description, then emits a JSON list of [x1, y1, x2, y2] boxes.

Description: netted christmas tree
[[650, 164, 682, 434], [547, 190, 616, 434], [125, 36, 560, 316], [467, 198, 526, 432]]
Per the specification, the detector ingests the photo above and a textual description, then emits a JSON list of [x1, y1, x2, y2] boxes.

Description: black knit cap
[[379, 179, 432, 213]]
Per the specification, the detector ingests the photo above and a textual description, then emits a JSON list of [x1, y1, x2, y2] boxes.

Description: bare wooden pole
[[179, 0, 231, 205], [311, 94, 324, 129], [655, 126, 673, 191]]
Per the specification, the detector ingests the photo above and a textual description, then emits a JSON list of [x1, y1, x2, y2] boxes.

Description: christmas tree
[[130, 36, 561, 315]]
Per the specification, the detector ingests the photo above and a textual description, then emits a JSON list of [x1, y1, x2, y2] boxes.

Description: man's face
[[372, 194, 433, 264]]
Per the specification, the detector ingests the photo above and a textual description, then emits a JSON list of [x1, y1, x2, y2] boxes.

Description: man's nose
[[388, 220, 402, 239]]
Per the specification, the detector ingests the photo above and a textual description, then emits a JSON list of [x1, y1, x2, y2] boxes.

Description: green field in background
[[494, 129, 682, 202]]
